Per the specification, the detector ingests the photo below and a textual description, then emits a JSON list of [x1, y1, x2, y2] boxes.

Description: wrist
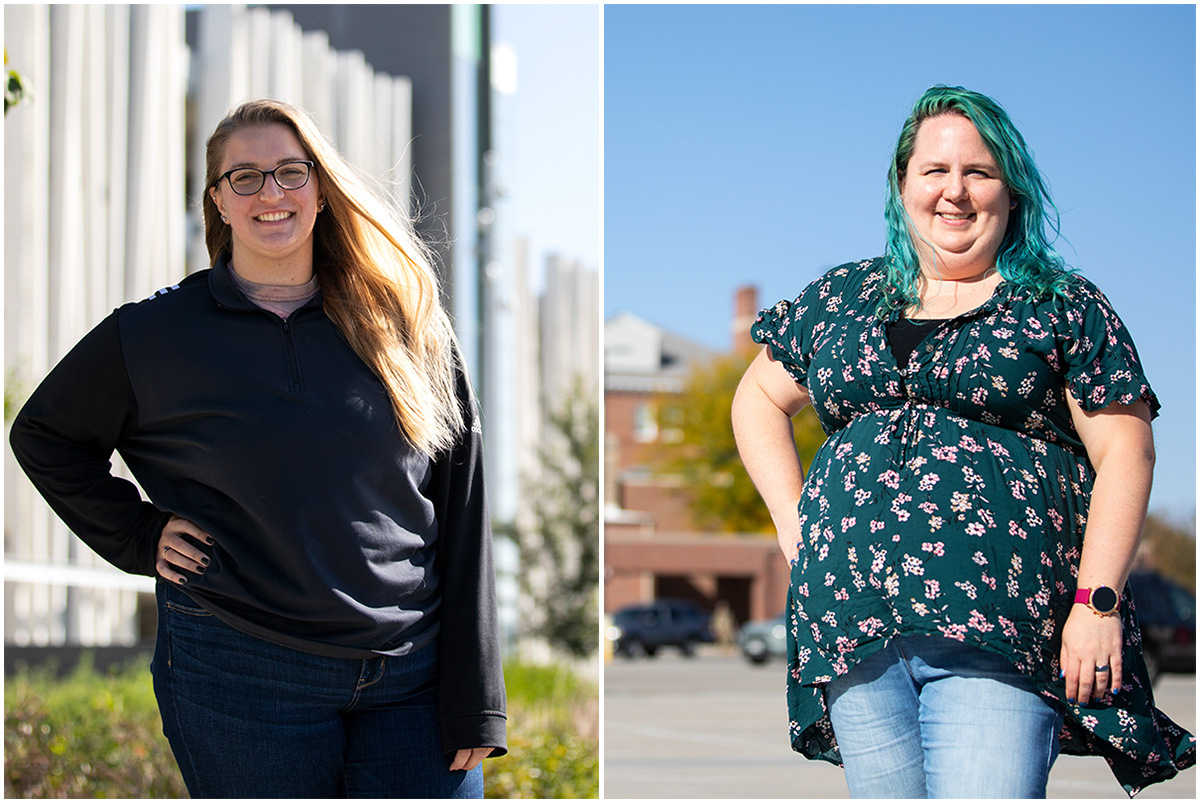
[[1074, 584, 1121, 617]]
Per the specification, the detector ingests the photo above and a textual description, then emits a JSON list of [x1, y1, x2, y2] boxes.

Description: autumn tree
[[654, 353, 827, 533], [503, 379, 599, 658]]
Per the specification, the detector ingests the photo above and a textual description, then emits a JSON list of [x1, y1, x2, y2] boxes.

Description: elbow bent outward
[[732, 348, 813, 564]]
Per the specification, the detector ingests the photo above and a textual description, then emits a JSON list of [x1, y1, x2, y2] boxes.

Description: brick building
[[603, 289, 792, 625]]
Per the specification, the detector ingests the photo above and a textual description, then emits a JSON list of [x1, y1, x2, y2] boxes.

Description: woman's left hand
[[449, 747, 493, 772], [1059, 603, 1123, 706]]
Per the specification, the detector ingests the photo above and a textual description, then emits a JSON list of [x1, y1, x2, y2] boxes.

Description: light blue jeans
[[824, 635, 1064, 799]]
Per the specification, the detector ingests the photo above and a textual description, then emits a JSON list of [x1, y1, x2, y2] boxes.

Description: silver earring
[[319, 203, 326, 213], [220, 215, 228, 223]]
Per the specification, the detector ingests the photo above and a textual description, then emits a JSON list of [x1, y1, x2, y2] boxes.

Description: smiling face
[[900, 113, 1011, 280], [208, 123, 322, 284]]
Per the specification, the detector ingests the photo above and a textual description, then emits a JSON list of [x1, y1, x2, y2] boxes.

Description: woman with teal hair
[[732, 85, 1194, 797]]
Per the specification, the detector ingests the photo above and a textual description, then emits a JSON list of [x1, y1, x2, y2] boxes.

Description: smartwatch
[[1074, 585, 1120, 617]]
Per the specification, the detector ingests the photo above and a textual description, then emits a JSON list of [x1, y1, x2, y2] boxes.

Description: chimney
[[732, 285, 758, 356]]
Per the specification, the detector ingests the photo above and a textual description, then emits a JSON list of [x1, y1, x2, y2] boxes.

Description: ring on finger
[[1095, 664, 1111, 672]]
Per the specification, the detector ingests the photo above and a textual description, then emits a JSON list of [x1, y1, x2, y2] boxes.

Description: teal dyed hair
[[880, 85, 1071, 318]]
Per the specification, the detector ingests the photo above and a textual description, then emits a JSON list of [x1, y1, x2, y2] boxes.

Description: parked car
[[607, 599, 713, 658], [738, 614, 788, 664], [1127, 570, 1196, 684]]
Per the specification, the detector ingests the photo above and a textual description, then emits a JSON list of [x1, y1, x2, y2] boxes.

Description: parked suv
[[1128, 570, 1196, 684], [608, 599, 713, 658], [737, 613, 788, 664]]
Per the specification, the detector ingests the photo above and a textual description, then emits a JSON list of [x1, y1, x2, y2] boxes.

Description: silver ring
[[1095, 664, 1111, 672]]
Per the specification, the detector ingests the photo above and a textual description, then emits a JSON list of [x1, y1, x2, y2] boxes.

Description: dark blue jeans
[[151, 581, 482, 798]]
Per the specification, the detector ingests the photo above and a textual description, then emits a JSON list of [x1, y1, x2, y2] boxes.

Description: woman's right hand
[[731, 348, 811, 565], [156, 515, 214, 585]]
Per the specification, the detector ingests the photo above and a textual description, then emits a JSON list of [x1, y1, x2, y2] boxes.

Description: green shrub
[[5, 655, 599, 799], [484, 661, 599, 798], [4, 655, 186, 798]]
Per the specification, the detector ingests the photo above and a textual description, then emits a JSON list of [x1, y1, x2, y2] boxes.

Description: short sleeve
[[751, 276, 828, 388], [1061, 279, 1160, 420]]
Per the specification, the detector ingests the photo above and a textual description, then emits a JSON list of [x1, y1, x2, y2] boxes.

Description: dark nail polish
[[201, 557, 210, 566], [1067, 697, 1075, 704], [178, 577, 188, 585], [205, 537, 214, 545]]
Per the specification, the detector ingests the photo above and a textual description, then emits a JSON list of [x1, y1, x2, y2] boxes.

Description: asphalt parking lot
[[603, 648, 1196, 799]]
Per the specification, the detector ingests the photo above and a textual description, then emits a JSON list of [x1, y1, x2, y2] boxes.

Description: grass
[[4, 653, 599, 798]]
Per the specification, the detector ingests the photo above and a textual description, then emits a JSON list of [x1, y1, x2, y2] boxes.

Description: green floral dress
[[752, 257, 1194, 796]]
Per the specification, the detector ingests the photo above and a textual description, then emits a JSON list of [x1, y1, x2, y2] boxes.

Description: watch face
[[1092, 586, 1119, 613]]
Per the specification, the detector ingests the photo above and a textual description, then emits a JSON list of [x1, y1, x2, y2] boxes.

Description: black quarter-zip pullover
[[9, 256, 506, 756]]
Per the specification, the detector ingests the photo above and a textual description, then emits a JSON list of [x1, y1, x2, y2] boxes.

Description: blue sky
[[493, 4, 600, 278], [604, 4, 1196, 519]]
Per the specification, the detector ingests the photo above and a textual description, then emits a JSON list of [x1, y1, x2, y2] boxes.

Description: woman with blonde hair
[[10, 98, 505, 797]]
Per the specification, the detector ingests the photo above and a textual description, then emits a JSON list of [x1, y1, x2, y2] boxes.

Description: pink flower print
[[878, 469, 901, 489], [870, 549, 886, 574], [1047, 508, 1063, 531], [821, 611, 838, 627], [835, 635, 857, 654], [971, 386, 988, 405], [951, 492, 972, 513], [918, 500, 939, 514], [972, 551, 988, 566], [1009, 520, 1027, 539], [818, 543, 829, 561], [870, 520, 885, 533], [918, 473, 940, 492], [797, 582, 810, 597], [937, 623, 968, 642], [967, 610, 994, 633], [901, 554, 925, 576], [931, 446, 959, 463], [966, 522, 986, 537], [932, 364, 950, 380], [998, 615, 1019, 638], [981, 573, 997, 590], [854, 488, 872, 507], [1009, 480, 1027, 501], [958, 435, 984, 453], [884, 574, 900, 597], [858, 617, 885, 636], [921, 541, 945, 556], [842, 364, 855, 384], [999, 346, 1020, 360], [928, 515, 944, 531], [834, 588, 849, 601], [924, 579, 940, 599], [824, 572, 836, 587], [954, 581, 978, 600], [990, 375, 1008, 394], [1025, 507, 1043, 527], [842, 471, 857, 492], [975, 343, 992, 361], [911, 601, 929, 616], [841, 516, 857, 533]]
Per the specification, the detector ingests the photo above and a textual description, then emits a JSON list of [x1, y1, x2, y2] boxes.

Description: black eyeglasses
[[216, 160, 315, 196]]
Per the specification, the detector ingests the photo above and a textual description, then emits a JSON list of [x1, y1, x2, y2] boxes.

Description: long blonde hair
[[203, 99, 464, 457]]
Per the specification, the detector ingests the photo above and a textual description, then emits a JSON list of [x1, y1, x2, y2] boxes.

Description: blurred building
[[603, 289, 791, 625]]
